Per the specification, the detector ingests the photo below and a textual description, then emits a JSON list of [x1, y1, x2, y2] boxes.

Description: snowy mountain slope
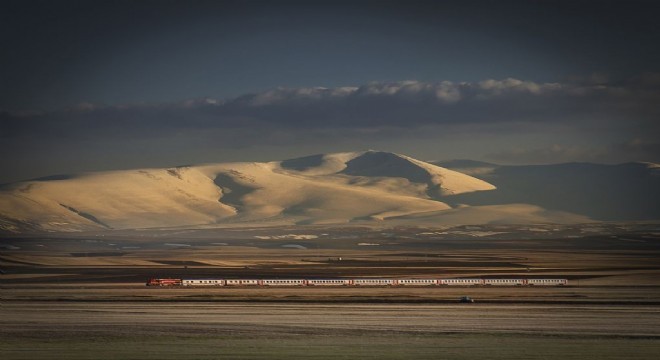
[[0, 151, 497, 232], [278, 151, 495, 198], [385, 204, 592, 226], [0, 167, 237, 231]]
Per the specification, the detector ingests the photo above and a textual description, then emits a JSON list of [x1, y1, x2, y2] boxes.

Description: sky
[[1, 0, 659, 183]]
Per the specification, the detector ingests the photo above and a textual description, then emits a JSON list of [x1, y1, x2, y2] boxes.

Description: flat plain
[[2, 302, 660, 360], [2, 224, 660, 359]]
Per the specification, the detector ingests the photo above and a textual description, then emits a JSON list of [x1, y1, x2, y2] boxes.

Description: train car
[[306, 279, 352, 286], [395, 279, 438, 286], [261, 279, 307, 286], [527, 278, 567, 286], [483, 278, 526, 286], [225, 279, 260, 286], [352, 279, 395, 286], [439, 278, 483, 286], [146, 278, 182, 286], [182, 279, 225, 286]]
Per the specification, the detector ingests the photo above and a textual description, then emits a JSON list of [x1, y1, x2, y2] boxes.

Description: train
[[146, 277, 568, 287]]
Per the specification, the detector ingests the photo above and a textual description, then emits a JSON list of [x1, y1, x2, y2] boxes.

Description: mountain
[[0, 151, 501, 232], [434, 160, 660, 221], [3, 151, 655, 233]]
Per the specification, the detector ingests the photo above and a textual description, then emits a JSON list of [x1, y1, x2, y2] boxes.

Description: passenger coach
[[353, 279, 395, 286], [396, 279, 438, 286], [307, 279, 352, 286], [225, 279, 260, 286], [527, 278, 568, 286], [483, 279, 526, 286], [440, 278, 483, 286], [182, 279, 224, 286], [262, 279, 306, 286]]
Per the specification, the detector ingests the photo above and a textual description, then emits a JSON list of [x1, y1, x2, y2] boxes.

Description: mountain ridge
[[1, 151, 657, 233], [0, 151, 498, 233]]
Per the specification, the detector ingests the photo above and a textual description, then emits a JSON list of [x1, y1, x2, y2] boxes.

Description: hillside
[[0, 151, 503, 232]]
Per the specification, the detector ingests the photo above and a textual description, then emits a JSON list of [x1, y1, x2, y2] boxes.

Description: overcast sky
[[1, 0, 659, 183]]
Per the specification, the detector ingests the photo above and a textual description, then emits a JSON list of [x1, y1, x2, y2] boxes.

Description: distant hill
[[434, 160, 660, 221]]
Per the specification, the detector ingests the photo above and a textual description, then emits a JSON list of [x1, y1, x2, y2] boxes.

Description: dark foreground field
[[2, 224, 660, 359], [2, 302, 660, 360]]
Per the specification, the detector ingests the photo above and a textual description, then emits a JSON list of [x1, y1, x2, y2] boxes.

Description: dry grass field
[[1, 224, 660, 359], [2, 302, 660, 360]]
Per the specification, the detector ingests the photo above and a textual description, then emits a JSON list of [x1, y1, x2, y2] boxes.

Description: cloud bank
[[1, 75, 659, 182], [4, 75, 658, 135]]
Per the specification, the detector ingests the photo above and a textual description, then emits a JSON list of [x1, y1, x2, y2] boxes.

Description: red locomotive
[[146, 278, 183, 286]]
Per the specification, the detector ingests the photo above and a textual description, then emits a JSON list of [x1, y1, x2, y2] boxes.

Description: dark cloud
[[3, 76, 658, 141]]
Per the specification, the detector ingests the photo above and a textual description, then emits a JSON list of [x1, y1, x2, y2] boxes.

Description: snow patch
[[281, 244, 307, 249], [255, 234, 319, 240]]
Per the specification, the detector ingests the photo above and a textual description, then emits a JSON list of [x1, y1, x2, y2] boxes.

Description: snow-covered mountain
[[3, 151, 654, 233], [0, 151, 501, 232]]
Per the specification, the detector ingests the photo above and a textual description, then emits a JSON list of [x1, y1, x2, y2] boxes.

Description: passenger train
[[146, 277, 568, 287]]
